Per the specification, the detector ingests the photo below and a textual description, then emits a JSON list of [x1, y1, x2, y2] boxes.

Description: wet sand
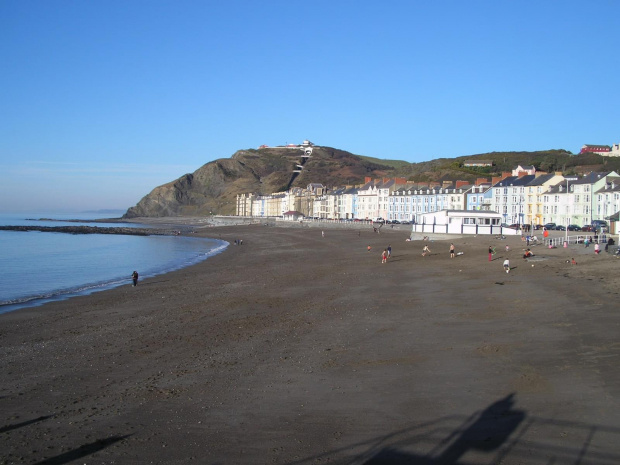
[[1, 223, 620, 464]]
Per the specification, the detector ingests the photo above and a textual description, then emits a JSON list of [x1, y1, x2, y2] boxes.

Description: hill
[[123, 146, 620, 218]]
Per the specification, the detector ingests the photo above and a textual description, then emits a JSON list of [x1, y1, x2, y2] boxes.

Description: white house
[[412, 210, 519, 236]]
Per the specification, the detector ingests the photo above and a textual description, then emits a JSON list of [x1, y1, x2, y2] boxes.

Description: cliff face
[[123, 146, 397, 218]]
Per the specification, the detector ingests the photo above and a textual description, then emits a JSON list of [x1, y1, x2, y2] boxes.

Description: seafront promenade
[[1, 222, 619, 464]]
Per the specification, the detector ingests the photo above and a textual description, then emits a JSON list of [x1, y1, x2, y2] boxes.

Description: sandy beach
[[1, 222, 620, 464]]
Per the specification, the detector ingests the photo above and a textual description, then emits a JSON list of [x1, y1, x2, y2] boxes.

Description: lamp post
[[565, 178, 569, 243]]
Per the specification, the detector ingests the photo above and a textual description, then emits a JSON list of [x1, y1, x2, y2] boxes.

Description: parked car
[[591, 220, 608, 231], [400, 220, 411, 225], [582, 224, 594, 232], [543, 223, 556, 230], [555, 225, 566, 231], [567, 224, 581, 231], [533, 224, 544, 230], [508, 223, 520, 229]]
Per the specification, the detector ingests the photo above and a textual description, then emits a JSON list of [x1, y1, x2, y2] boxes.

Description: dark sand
[[1, 223, 620, 464]]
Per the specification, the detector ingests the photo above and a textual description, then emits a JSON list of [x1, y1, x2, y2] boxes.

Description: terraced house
[[543, 172, 619, 228], [388, 182, 470, 223], [236, 168, 620, 232]]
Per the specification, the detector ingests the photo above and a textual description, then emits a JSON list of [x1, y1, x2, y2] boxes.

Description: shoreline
[[0, 224, 227, 313], [0, 225, 175, 236], [1, 222, 619, 463]]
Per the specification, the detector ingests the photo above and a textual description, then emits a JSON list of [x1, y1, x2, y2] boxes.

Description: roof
[[606, 211, 620, 221], [493, 175, 536, 187], [570, 171, 613, 185], [418, 209, 502, 218], [527, 173, 558, 186]]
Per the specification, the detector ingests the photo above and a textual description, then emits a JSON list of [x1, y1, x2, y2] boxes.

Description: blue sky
[[1, 1, 619, 213]]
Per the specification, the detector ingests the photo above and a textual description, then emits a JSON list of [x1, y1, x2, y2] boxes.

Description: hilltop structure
[[579, 143, 620, 157]]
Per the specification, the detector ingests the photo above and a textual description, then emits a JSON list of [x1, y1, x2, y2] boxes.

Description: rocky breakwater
[[0, 225, 178, 236]]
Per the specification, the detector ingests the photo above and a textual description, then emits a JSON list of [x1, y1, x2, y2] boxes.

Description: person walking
[[503, 259, 510, 273], [382, 249, 388, 263], [488, 246, 493, 261], [595, 243, 600, 254], [387, 245, 392, 258], [131, 270, 139, 287], [450, 243, 455, 258]]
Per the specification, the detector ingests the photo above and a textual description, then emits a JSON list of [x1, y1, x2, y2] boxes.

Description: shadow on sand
[[33, 435, 131, 465], [0, 415, 53, 434], [290, 393, 620, 465]]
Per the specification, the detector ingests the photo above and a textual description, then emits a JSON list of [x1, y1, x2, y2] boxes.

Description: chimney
[[394, 177, 407, 185], [456, 180, 468, 188], [502, 172, 512, 180], [365, 176, 372, 184], [476, 177, 488, 186], [492, 176, 502, 185], [518, 171, 527, 178]]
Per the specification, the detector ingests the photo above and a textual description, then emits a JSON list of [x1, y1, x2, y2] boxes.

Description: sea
[[0, 212, 227, 314]]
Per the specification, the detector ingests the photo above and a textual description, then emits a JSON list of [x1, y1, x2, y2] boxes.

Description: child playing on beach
[[422, 245, 431, 257], [503, 259, 510, 273], [382, 249, 387, 263], [131, 270, 139, 286]]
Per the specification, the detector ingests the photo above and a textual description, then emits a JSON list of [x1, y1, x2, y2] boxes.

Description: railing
[[544, 234, 608, 247], [411, 223, 521, 236]]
